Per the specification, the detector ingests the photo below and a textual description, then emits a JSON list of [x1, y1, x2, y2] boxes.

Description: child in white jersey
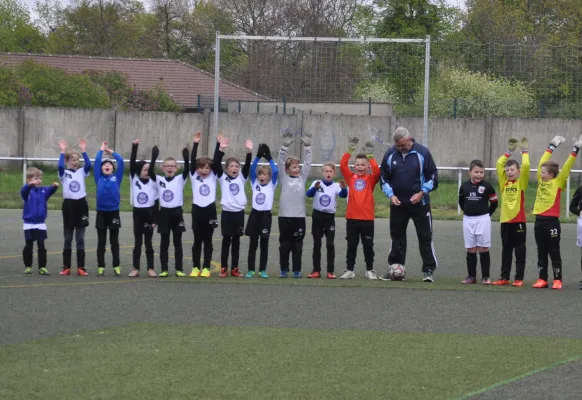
[[57, 138, 92, 276], [245, 144, 278, 278], [128, 139, 159, 278], [278, 130, 312, 278], [148, 145, 189, 277], [189, 132, 218, 278], [306, 162, 348, 279], [214, 134, 253, 278]]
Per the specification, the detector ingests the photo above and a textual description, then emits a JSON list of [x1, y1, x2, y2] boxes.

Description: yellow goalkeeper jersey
[[496, 152, 530, 223], [533, 149, 577, 217]]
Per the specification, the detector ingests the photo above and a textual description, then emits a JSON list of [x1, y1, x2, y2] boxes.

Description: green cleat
[[98, 267, 105, 276], [245, 271, 255, 278], [24, 267, 33, 275], [113, 267, 121, 276], [38, 267, 50, 275], [175, 270, 186, 277], [159, 271, 169, 278], [259, 270, 269, 279]]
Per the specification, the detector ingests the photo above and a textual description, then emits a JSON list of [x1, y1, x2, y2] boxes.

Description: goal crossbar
[[214, 33, 431, 145]]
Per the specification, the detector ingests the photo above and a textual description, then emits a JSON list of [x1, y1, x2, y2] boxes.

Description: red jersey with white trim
[[340, 153, 381, 220]]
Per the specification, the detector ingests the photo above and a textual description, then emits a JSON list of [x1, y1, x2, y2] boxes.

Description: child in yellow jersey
[[492, 137, 530, 287], [532, 135, 582, 290]]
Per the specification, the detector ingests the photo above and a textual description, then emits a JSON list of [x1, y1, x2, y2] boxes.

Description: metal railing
[[2, 157, 580, 218]]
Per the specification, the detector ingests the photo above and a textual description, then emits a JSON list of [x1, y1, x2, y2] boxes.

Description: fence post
[[283, 95, 286, 114], [197, 94, 201, 113], [368, 97, 372, 116], [22, 159, 27, 185], [275, 105, 278, 114], [257, 102, 260, 113], [238, 100, 241, 113], [457, 169, 462, 216], [539, 99, 545, 118], [453, 98, 458, 119]]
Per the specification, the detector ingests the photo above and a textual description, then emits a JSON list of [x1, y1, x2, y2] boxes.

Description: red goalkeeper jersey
[[340, 152, 381, 220]]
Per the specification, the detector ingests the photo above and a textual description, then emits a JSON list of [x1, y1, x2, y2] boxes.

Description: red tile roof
[[0, 53, 269, 108]]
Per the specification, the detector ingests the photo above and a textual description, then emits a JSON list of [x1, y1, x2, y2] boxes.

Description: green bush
[[430, 68, 535, 117]]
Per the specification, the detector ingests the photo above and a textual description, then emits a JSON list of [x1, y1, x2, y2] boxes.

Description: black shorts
[[157, 207, 186, 234], [133, 206, 156, 234], [62, 198, 89, 228], [221, 210, 244, 236], [192, 203, 218, 233], [278, 217, 306, 242], [245, 209, 272, 239], [95, 210, 121, 230], [312, 209, 336, 235], [24, 228, 47, 241]]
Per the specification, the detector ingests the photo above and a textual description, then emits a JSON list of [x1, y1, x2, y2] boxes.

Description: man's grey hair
[[393, 127, 411, 142]]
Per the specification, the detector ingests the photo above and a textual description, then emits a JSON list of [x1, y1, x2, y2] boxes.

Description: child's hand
[[507, 138, 517, 152], [347, 137, 359, 154], [100, 141, 108, 151], [104, 148, 114, 155], [573, 135, 582, 149], [282, 130, 295, 147], [218, 136, 229, 151], [519, 137, 528, 152], [132, 139, 139, 145], [339, 180, 347, 189], [52, 182, 60, 188], [314, 181, 321, 189], [151, 145, 159, 159], [245, 139, 253, 152], [193, 132, 202, 143], [550, 136, 565, 148], [59, 138, 68, 152], [301, 131, 312, 147], [364, 141, 374, 158], [30, 178, 41, 187], [79, 138, 87, 152]]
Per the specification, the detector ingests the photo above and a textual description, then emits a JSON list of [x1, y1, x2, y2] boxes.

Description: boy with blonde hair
[[306, 162, 347, 279], [492, 137, 530, 286], [21, 168, 59, 275], [532, 135, 582, 290]]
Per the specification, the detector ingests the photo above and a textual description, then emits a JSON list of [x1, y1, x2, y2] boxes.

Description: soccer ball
[[388, 264, 406, 281]]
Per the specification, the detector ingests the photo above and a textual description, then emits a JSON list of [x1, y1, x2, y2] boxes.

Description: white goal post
[[213, 33, 431, 145]]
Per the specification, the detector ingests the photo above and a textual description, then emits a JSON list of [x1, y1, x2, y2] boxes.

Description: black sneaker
[[423, 270, 434, 283]]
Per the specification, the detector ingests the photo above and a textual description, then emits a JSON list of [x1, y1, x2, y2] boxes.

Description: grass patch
[[0, 324, 581, 399], [0, 167, 576, 221]]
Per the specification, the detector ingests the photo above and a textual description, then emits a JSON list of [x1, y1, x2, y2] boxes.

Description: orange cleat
[[532, 279, 548, 288], [231, 268, 243, 278], [492, 279, 510, 286], [307, 271, 321, 279], [512, 280, 523, 287], [77, 268, 89, 276], [219, 268, 228, 277], [59, 268, 71, 276], [552, 280, 563, 290], [327, 272, 336, 279]]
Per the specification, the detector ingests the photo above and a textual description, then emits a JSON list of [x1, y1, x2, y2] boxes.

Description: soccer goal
[[213, 33, 431, 145]]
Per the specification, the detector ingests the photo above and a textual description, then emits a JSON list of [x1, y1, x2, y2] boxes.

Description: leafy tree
[[0, 0, 46, 52]]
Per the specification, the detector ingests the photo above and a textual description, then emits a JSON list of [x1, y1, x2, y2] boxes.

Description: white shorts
[[463, 215, 491, 249]]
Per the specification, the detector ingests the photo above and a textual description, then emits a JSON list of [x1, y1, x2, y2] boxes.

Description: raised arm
[[182, 147, 189, 180], [113, 151, 124, 184], [191, 132, 201, 175], [249, 157, 259, 184], [148, 146, 159, 182], [130, 140, 139, 178], [558, 135, 582, 189], [94, 149, 103, 183], [213, 136, 228, 178], [278, 129, 295, 174], [241, 139, 253, 180], [518, 141, 530, 191], [79, 139, 91, 174], [58, 138, 67, 177], [299, 132, 312, 181], [270, 159, 278, 185]]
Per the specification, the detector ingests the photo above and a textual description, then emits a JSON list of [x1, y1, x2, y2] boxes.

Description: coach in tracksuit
[[380, 127, 439, 282]]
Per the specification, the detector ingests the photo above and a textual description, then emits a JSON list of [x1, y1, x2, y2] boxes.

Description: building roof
[[0, 53, 269, 108]]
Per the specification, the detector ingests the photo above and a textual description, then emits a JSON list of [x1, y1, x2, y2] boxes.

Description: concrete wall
[[2, 108, 582, 181], [228, 101, 392, 117]]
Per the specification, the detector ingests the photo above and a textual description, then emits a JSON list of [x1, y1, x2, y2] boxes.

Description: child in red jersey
[[339, 137, 381, 279]]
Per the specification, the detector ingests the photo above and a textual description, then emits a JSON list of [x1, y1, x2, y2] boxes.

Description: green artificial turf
[[0, 324, 580, 399]]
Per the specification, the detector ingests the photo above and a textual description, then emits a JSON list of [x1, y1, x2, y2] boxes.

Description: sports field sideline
[[1, 209, 581, 399]]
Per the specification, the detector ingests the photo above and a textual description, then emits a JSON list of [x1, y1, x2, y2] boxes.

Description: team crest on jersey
[[478, 186, 485, 194], [229, 183, 240, 195], [256, 193, 266, 205], [319, 194, 331, 207], [111, 176, 117, 182], [69, 181, 81, 193], [354, 179, 366, 191], [199, 184, 210, 196], [162, 190, 174, 202], [137, 192, 148, 204]]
